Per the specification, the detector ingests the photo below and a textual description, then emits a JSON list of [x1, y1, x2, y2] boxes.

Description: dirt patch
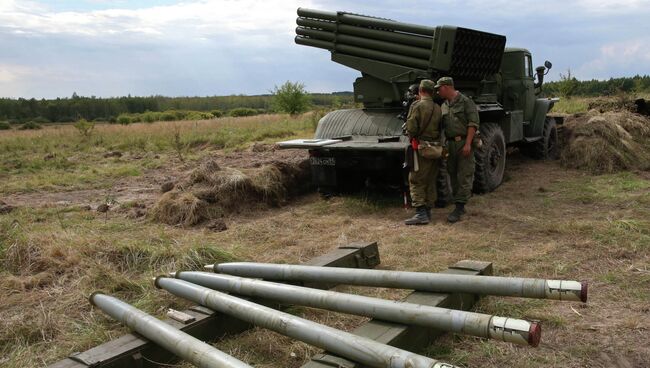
[[151, 159, 311, 226], [0, 201, 15, 214], [560, 110, 650, 173]]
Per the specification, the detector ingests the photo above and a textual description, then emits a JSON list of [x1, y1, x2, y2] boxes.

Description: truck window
[[524, 55, 532, 78]]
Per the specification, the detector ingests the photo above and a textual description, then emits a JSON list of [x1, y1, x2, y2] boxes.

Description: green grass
[[552, 97, 589, 114], [0, 113, 315, 194], [549, 171, 650, 204]]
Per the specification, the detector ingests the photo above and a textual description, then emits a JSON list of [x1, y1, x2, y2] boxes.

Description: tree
[[74, 118, 95, 137], [271, 81, 311, 115], [558, 69, 580, 98]]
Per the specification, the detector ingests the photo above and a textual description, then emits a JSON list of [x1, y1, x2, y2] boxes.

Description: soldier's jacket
[[442, 92, 480, 138], [405, 96, 441, 141]]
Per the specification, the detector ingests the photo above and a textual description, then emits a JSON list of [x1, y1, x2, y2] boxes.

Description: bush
[[228, 108, 259, 117], [92, 117, 106, 122], [141, 111, 161, 123], [31, 116, 51, 124], [74, 119, 95, 137], [0, 121, 11, 130], [211, 109, 224, 118], [185, 111, 214, 120], [271, 81, 311, 115], [19, 121, 42, 130], [160, 112, 177, 121], [116, 114, 132, 125]]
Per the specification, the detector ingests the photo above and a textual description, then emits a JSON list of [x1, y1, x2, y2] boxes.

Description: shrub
[[0, 121, 11, 130], [211, 109, 224, 118], [116, 114, 132, 125], [141, 111, 161, 123], [228, 108, 258, 117], [74, 119, 95, 137], [31, 116, 51, 124], [92, 117, 106, 122], [185, 111, 214, 120], [160, 112, 177, 121], [19, 121, 42, 130], [271, 81, 311, 115]]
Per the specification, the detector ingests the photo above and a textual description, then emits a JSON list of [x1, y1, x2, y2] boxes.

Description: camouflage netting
[[560, 110, 650, 174], [151, 159, 311, 226]]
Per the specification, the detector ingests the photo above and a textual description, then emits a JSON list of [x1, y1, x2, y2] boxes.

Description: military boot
[[447, 203, 465, 223], [405, 206, 429, 225], [425, 206, 432, 220]]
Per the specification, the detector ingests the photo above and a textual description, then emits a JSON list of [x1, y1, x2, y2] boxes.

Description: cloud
[[0, 64, 33, 83], [0, 0, 311, 41], [0, 0, 648, 98], [578, 39, 650, 78]]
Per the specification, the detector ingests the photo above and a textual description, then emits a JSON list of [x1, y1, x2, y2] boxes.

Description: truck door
[[522, 53, 535, 121], [501, 50, 535, 122]]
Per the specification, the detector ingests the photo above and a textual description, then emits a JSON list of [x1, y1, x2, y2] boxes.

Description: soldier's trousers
[[446, 139, 475, 204], [409, 153, 439, 208]]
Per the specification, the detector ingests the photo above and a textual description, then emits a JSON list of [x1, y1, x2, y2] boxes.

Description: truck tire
[[524, 117, 559, 160], [473, 123, 506, 194]]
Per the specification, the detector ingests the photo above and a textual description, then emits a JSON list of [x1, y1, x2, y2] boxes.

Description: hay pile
[[561, 110, 650, 173], [151, 159, 311, 226], [587, 97, 649, 117]]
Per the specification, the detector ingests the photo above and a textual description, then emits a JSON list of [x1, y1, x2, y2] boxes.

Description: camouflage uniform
[[406, 85, 442, 210], [438, 80, 480, 205]]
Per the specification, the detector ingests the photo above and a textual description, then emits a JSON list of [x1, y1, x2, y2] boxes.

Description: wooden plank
[[48, 241, 380, 368], [302, 260, 493, 368]]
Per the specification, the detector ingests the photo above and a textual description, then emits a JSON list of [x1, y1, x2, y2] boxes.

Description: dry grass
[[561, 110, 650, 173], [151, 159, 311, 226], [0, 113, 315, 195]]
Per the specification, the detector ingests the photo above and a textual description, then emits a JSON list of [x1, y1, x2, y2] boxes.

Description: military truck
[[278, 8, 562, 195]]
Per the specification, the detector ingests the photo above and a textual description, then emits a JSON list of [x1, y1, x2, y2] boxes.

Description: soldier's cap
[[434, 77, 454, 88], [419, 79, 435, 91]]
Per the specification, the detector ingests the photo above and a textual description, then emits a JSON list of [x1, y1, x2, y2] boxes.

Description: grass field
[[1, 102, 649, 367]]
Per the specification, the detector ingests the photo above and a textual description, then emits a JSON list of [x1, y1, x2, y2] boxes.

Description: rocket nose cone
[[203, 264, 214, 271]]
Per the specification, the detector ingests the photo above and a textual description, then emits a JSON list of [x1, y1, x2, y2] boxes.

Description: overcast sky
[[1, 0, 648, 98]]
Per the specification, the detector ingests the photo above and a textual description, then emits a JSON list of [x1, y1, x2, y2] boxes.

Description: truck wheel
[[473, 123, 506, 194], [524, 117, 559, 160]]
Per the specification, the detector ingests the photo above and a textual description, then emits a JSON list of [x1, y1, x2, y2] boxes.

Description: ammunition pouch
[[418, 140, 446, 159]]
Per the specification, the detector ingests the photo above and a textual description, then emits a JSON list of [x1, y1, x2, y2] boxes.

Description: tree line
[[544, 74, 650, 98], [0, 92, 353, 123]]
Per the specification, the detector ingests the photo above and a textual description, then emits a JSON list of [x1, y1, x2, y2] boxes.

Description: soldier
[[404, 79, 442, 225], [435, 77, 479, 223]]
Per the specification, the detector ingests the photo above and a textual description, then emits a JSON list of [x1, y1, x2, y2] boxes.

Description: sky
[[0, 0, 649, 98]]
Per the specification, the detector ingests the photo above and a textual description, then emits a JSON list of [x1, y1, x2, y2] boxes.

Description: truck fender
[[526, 98, 557, 138]]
